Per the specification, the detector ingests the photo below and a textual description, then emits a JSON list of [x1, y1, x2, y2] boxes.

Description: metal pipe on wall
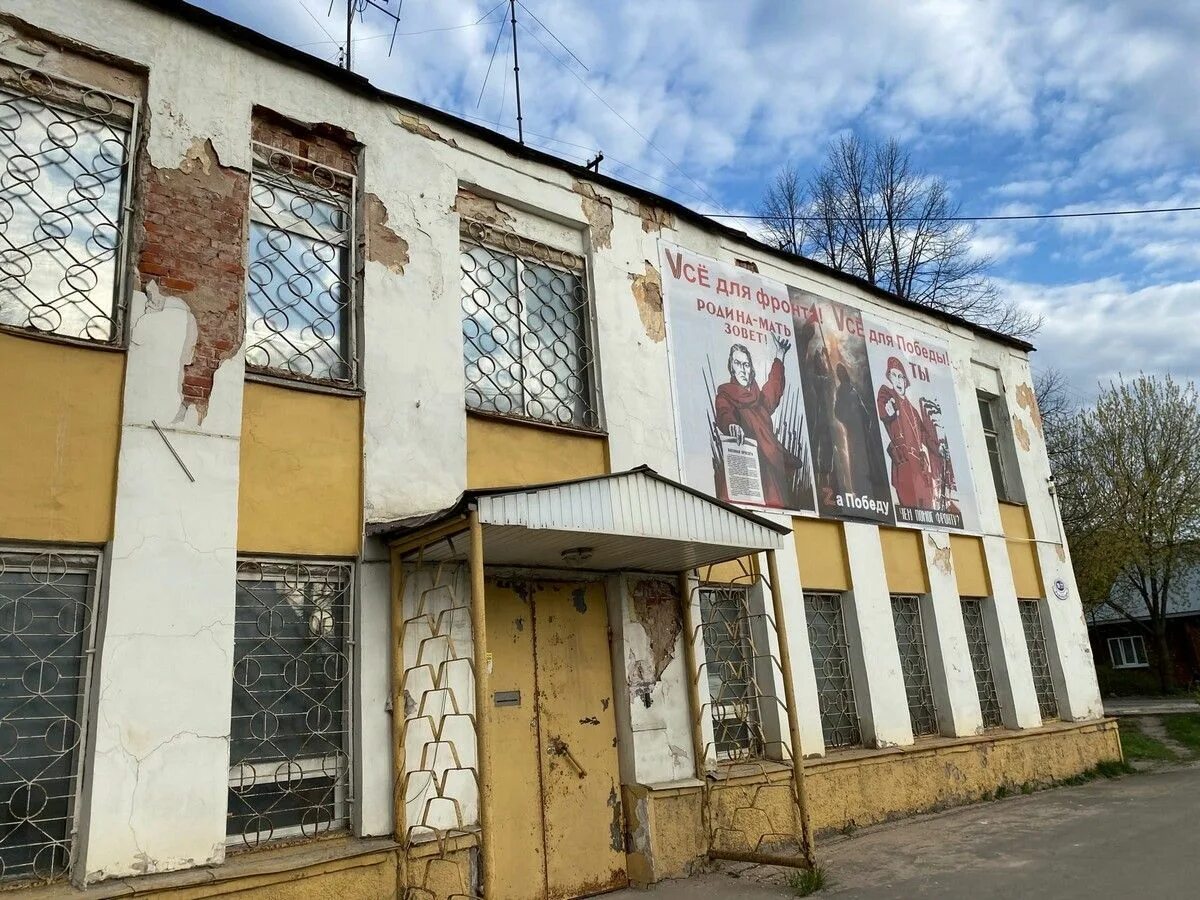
[[677, 570, 709, 780], [468, 510, 495, 897]]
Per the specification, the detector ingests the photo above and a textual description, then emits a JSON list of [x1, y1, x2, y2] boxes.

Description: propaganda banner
[[861, 319, 978, 531], [788, 289, 894, 523], [661, 245, 817, 514]]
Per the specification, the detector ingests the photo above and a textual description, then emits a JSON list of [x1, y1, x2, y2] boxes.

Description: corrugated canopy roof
[[371, 466, 790, 573]]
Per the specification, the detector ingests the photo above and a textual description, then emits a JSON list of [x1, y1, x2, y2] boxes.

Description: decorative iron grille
[[246, 142, 355, 384], [1018, 600, 1059, 721], [699, 586, 765, 761], [890, 594, 939, 737], [804, 592, 861, 749], [228, 559, 353, 848], [960, 598, 1003, 729], [0, 68, 134, 343], [459, 219, 598, 429], [0, 548, 99, 882]]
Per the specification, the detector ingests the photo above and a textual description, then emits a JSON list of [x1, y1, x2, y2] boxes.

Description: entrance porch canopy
[[369, 465, 791, 569]]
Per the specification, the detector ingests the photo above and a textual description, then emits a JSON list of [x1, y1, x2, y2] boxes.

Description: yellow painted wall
[[806, 720, 1120, 835], [792, 518, 851, 591], [699, 556, 758, 584], [999, 502, 1043, 598], [950, 535, 991, 598], [879, 527, 929, 594], [466, 413, 608, 488], [238, 381, 362, 557], [0, 332, 123, 543]]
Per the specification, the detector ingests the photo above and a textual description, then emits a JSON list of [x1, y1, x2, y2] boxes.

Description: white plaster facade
[[1, 0, 1104, 887]]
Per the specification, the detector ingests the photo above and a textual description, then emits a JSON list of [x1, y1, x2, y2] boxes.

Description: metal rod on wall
[[509, 0, 524, 144], [468, 509, 495, 897]]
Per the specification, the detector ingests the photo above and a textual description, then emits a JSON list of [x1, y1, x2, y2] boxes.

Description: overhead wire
[[294, 1, 506, 48], [698, 206, 1200, 224]]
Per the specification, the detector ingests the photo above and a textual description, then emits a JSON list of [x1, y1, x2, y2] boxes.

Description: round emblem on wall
[[1052, 578, 1069, 601]]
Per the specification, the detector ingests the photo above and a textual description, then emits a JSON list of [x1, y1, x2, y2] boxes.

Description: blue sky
[[198, 0, 1200, 403]]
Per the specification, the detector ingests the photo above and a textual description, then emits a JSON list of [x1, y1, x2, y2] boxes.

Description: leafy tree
[[1057, 375, 1200, 693], [756, 135, 1039, 337]]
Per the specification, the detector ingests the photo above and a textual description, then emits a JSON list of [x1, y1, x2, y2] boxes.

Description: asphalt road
[[611, 764, 1200, 899]]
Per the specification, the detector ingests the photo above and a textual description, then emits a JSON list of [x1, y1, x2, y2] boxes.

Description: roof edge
[[129, 0, 1035, 354]]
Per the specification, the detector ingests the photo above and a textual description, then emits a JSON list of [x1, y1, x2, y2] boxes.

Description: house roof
[[1088, 564, 1200, 625], [123, 0, 1035, 354]]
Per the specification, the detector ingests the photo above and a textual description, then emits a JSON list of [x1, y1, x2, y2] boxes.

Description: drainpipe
[[677, 570, 709, 781], [468, 509, 494, 897]]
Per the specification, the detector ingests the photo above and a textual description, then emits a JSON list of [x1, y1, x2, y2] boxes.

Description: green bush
[[789, 865, 829, 897]]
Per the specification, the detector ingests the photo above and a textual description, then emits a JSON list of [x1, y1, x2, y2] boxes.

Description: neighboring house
[[0, 1, 1117, 898], [1087, 566, 1200, 694]]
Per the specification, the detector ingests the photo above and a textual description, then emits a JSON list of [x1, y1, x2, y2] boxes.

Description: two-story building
[[0, 1, 1118, 897]]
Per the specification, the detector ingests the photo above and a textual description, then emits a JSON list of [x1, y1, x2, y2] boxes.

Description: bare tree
[[758, 135, 1040, 338], [756, 160, 806, 254], [1058, 375, 1200, 693]]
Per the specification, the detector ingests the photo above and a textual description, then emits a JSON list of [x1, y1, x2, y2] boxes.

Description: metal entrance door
[[485, 578, 627, 900]]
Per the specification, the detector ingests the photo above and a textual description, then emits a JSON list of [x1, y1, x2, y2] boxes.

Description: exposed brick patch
[[391, 109, 459, 148], [573, 180, 614, 250], [137, 137, 248, 420], [734, 258, 759, 273], [1014, 382, 1043, 437], [638, 202, 675, 234], [454, 187, 516, 228], [630, 261, 664, 343], [251, 108, 358, 174], [630, 577, 681, 682], [365, 193, 409, 275]]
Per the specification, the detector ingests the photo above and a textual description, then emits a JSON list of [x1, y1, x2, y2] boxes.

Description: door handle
[[547, 736, 587, 779]]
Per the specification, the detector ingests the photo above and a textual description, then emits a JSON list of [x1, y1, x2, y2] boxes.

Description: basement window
[[245, 142, 356, 385], [0, 64, 135, 343], [699, 585, 765, 761], [1108, 634, 1148, 669], [228, 559, 354, 848], [459, 218, 599, 429]]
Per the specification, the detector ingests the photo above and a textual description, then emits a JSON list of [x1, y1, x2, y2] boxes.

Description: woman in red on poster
[[716, 334, 793, 506], [875, 356, 938, 508]]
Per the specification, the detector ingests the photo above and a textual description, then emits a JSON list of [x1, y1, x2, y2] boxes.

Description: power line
[[476, 12, 508, 107], [516, 0, 588, 71], [699, 205, 1200, 224], [294, 1, 505, 47]]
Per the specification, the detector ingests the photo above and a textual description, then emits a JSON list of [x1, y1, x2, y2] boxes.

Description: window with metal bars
[[228, 559, 353, 848], [699, 585, 765, 761], [0, 548, 100, 882], [890, 594, 939, 737], [804, 592, 861, 749], [1018, 600, 1060, 721], [0, 65, 135, 344], [960, 598, 1003, 729], [245, 142, 356, 384], [459, 218, 599, 429]]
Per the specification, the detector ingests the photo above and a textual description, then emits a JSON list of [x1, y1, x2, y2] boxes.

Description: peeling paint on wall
[[454, 187, 516, 227], [365, 192, 409, 274], [734, 258, 759, 273], [138, 136, 248, 421], [926, 534, 953, 576], [608, 784, 624, 852], [638, 202, 675, 234], [1014, 382, 1043, 437], [573, 180, 614, 249], [391, 108, 459, 147], [1013, 414, 1031, 452], [572, 587, 588, 613], [630, 579, 682, 682], [630, 261, 664, 343]]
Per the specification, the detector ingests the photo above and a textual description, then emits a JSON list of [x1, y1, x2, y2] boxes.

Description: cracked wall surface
[[630, 261, 664, 343]]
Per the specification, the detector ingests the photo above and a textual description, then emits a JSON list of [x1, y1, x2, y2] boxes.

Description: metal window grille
[[699, 586, 765, 761], [960, 598, 1003, 729], [804, 592, 861, 749], [977, 393, 1012, 501], [1018, 600, 1059, 721], [228, 559, 353, 848], [0, 67, 135, 343], [246, 142, 356, 384], [889, 594, 939, 737], [459, 218, 598, 429], [0, 548, 100, 882]]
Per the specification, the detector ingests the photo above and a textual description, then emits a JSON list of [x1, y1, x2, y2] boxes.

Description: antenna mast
[[334, 0, 404, 72], [509, 0, 524, 144]]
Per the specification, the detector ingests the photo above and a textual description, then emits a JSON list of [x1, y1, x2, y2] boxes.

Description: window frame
[[698, 583, 766, 762], [227, 556, 356, 850], [0, 545, 103, 883], [889, 593, 940, 738], [976, 391, 1015, 503], [1108, 634, 1148, 669], [459, 217, 602, 432], [959, 596, 1004, 730], [244, 140, 359, 390], [1018, 599, 1060, 721], [804, 590, 862, 750], [0, 62, 139, 348]]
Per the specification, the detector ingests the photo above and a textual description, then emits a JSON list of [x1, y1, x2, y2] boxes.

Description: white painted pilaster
[[765, 543, 826, 758], [981, 536, 1042, 728], [920, 533, 984, 736], [356, 538, 395, 836], [841, 523, 912, 747], [80, 292, 243, 881], [1033, 542, 1104, 721]]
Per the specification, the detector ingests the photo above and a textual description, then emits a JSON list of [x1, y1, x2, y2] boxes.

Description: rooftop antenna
[[328, 0, 404, 72], [509, 0, 525, 144]]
